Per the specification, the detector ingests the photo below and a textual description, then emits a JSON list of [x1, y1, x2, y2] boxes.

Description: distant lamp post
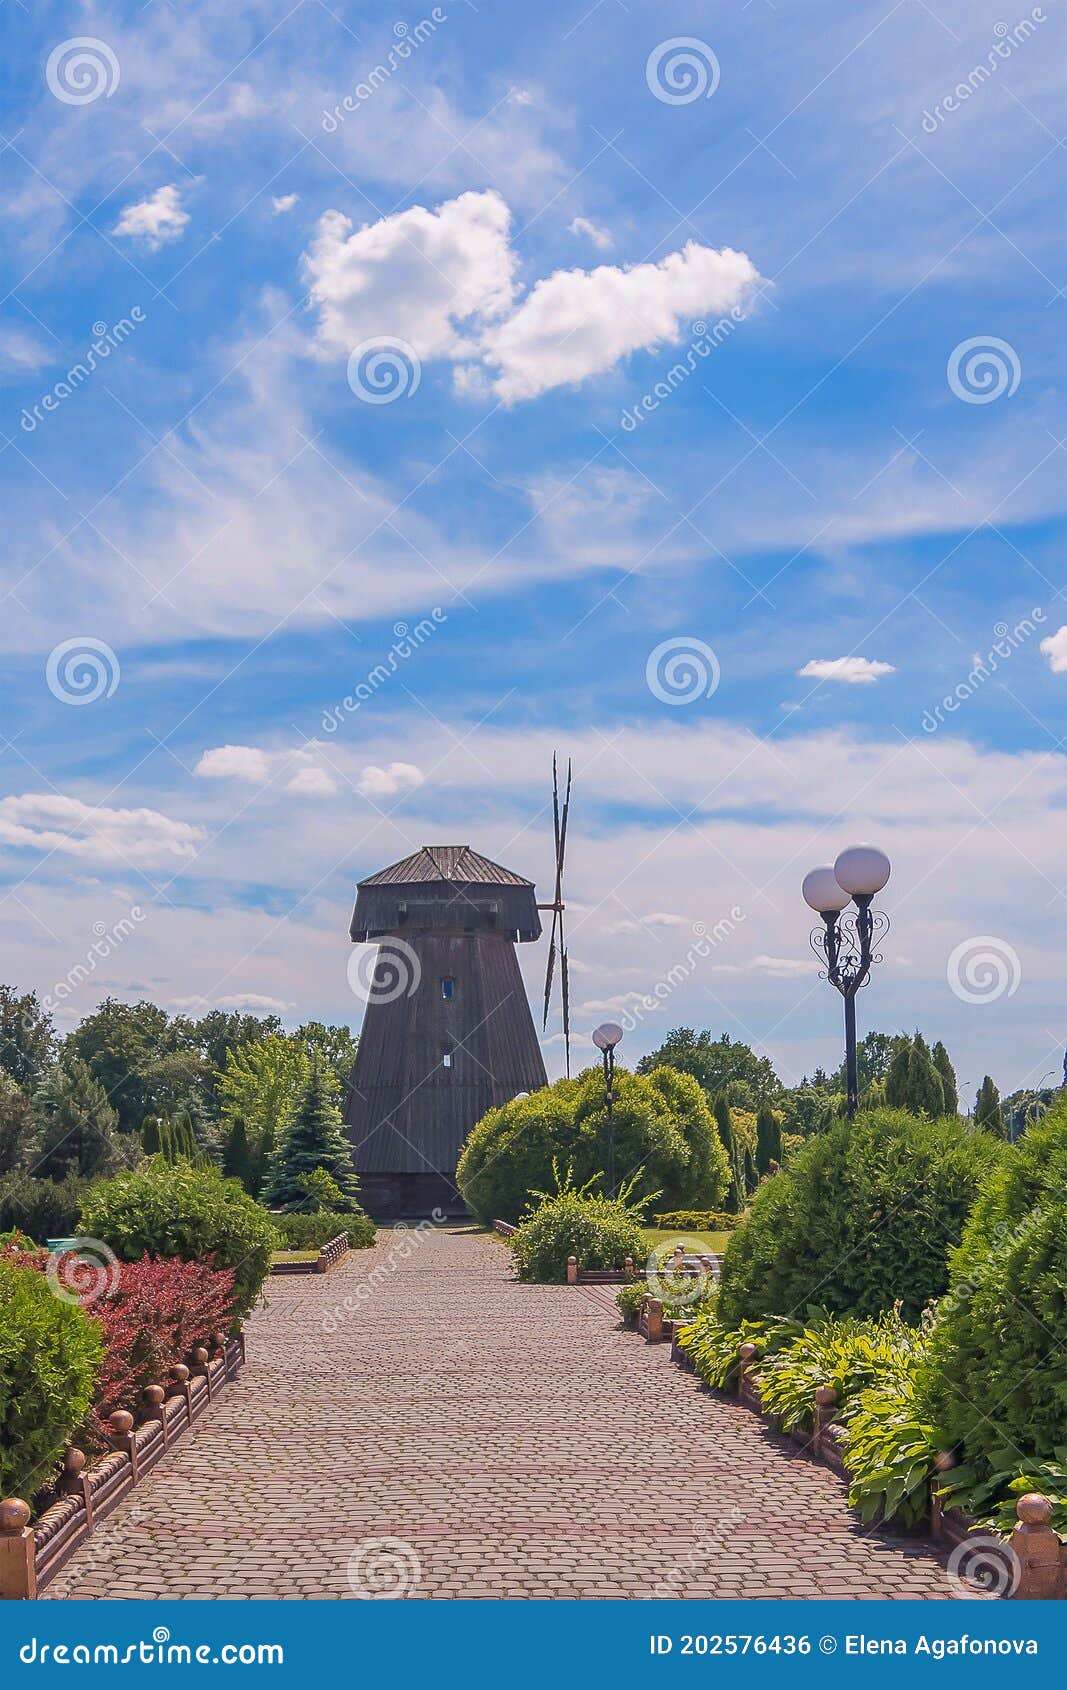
[[593, 1022, 624, 1198], [803, 844, 891, 1121]]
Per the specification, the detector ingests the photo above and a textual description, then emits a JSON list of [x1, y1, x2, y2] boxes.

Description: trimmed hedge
[[273, 1210, 375, 1250], [0, 1174, 88, 1245], [717, 1108, 1002, 1325], [457, 1066, 730, 1226], [919, 1100, 1067, 1488], [0, 1258, 103, 1499], [652, 1209, 740, 1231], [79, 1162, 278, 1324]]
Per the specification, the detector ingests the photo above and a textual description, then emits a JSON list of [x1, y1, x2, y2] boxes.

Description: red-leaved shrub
[[90, 1254, 236, 1419]]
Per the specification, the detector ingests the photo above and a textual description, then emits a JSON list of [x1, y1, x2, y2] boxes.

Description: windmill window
[[441, 977, 455, 999], [442, 1050, 453, 1070]]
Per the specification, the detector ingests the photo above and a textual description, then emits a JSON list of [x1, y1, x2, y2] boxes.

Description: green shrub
[[717, 1108, 1002, 1325], [0, 1173, 88, 1244], [79, 1162, 278, 1324], [756, 1310, 921, 1432], [615, 1281, 647, 1323], [273, 1210, 375, 1250], [845, 1363, 938, 1530], [614, 1279, 716, 1324], [918, 1101, 1067, 1491], [676, 1309, 803, 1389], [509, 1174, 648, 1283], [652, 1209, 740, 1231], [457, 1067, 730, 1226], [0, 1259, 103, 1499]]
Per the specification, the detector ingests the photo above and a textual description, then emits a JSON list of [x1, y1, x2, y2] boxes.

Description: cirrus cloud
[[798, 657, 896, 684]]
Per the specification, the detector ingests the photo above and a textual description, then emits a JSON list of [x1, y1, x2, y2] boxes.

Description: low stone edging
[[270, 1231, 350, 1276], [0, 1333, 245, 1601], [492, 1219, 516, 1238]]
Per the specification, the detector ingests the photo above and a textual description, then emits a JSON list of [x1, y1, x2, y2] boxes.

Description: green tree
[[714, 1094, 743, 1212], [217, 1035, 310, 1195], [0, 985, 54, 1089], [222, 1115, 255, 1192], [292, 1021, 358, 1103], [931, 1041, 958, 1116], [30, 1059, 126, 1180], [905, 1033, 945, 1118], [743, 1144, 757, 1194], [755, 1103, 782, 1174], [831, 1031, 909, 1096], [974, 1075, 1004, 1135], [263, 1061, 360, 1208], [191, 1009, 283, 1116], [63, 999, 174, 1134], [636, 1027, 782, 1108], [141, 1114, 162, 1155], [884, 1040, 911, 1109], [0, 1072, 32, 1176]]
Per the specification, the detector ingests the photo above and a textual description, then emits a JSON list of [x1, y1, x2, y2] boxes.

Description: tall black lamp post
[[593, 1022, 624, 1197], [803, 845, 891, 1120]]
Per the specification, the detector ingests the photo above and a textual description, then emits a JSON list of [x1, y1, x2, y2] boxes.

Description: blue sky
[[3, 0, 1067, 1098]]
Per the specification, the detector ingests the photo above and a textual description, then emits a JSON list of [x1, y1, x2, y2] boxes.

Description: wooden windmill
[[342, 761, 576, 1219]]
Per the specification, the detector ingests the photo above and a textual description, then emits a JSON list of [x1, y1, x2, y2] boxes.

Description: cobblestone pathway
[[50, 1228, 961, 1600]]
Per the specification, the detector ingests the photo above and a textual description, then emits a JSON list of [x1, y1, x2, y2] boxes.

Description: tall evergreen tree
[[755, 1104, 781, 1173], [743, 1144, 757, 1194], [884, 1040, 911, 1108], [974, 1075, 1004, 1136], [906, 1033, 945, 1117], [222, 1116, 256, 1194], [141, 1114, 162, 1155], [263, 1061, 360, 1208], [30, 1059, 124, 1180], [713, 1094, 743, 1212], [931, 1041, 958, 1116]]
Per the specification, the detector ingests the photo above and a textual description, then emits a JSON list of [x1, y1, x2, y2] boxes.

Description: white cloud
[[1040, 626, 1067, 673], [568, 215, 613, 252], [173, 991, 292, 1013], [356, 762, 424, 799], [0, 794, 203, 866], [605, 911, 691, 935], [798, 657, 896, 684], [0, 323, 51, 377], [112, 184, 189, 250], [303, 190, 517, 361], [302, 192, 759, 403], [195, 742, 338, 797], [747, 954, 813, 977], [476, 240, 760, 402], [195, 745, 273, 783], [271, 193, 299, 215]]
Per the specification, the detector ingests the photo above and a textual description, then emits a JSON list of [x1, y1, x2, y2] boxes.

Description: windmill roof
[[359, 845, 534, 888]]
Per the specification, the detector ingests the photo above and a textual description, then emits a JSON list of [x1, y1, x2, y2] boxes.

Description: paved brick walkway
[[49, 1228, 962, 1600]]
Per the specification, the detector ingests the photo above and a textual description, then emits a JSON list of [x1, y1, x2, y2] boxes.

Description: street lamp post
[[592, 1022, 624, 1198], [803, 844, 891, 1120]]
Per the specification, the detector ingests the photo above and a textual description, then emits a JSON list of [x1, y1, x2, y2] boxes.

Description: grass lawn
[[642, 1228, 732, 1255], [271, 1249, 319, 1264]]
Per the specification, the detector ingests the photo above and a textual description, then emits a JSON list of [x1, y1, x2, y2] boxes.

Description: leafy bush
[[918, 1100, 1067, 1493], [756, 1310, 921, 1432], [457, 1067, 729, 1226], [89, 1256, 235, 1421], [615, 1280, 647, 1323], [676, 1309, 802, 1389], [614, 1279, 716, 1324], [509, 1173, 648, 1283], [0, 1173, 89, 1244], [79, 1162, 278, 1323], [717, 1108, 1002, 1325], [0, 1259, 103, 1499], [273, 1210, 375, 1250], [845, 1363, 938, 1530], [652, 1209, 740, 1231]]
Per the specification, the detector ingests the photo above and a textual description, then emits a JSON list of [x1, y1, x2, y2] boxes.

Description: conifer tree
[[906, 1033, 945, 1118], [263, 1060, 360, 1208], [223, 1115, 256, 1193], [884, 1040, 911, 1108], [31, 1060, 123, 1180], [713, 1094, 743, 1211], [974, 1075, 1004, 1136], [755, 1103, 781, 1173], [932, 1040, 958, 1116], [141, 1114, 162, 1155]]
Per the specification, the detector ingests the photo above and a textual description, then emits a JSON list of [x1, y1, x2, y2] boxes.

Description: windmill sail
[[541, 754, 573, 1077]]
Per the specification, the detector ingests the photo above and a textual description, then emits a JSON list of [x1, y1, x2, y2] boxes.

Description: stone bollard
[[813, 1385, 839, 1457], [566, 1255, 578, 1285], [624, 1256, 634, 1279], [0, 1499, 36, 1601], [107, 1410, 139, 1484], [1010, 1494, 1064, 1600], [930, 1449, 957, 1536], [142, 1384, 168, 1448], [58, 1447, 93, 1533], [166, 1363, 193, 1416], [644, 1297, 665, 1343], [190, 1346, 212, 1401]]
